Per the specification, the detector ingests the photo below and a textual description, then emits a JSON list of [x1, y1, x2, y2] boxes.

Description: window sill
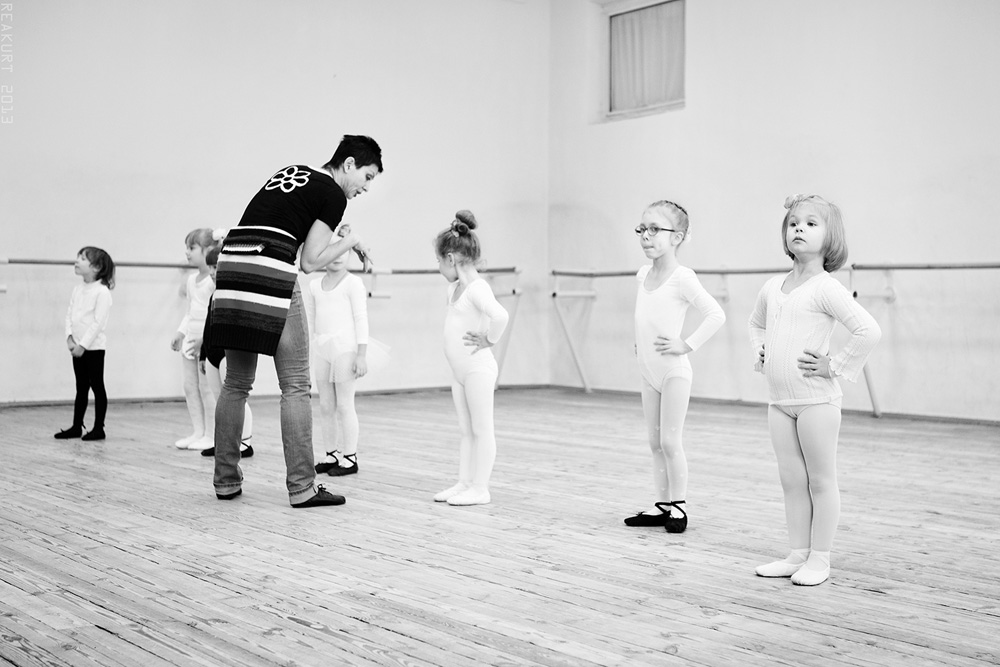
[[604, 99, 685, 122]]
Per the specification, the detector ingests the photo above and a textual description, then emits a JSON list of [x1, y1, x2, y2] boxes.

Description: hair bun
[[455, 209, 478, 231]]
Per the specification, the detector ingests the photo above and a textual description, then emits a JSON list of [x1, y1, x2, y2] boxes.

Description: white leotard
[[178, 273, 215, 339], [634, 265, 726, 389], [308, 272, 368, 353], [748, 272, 881, 406], [444, 279, 509, 381]]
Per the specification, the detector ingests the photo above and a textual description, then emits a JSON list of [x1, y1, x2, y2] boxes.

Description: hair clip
[[212, 228, 227, 241], [784, 194, 816, 209], [451, 230, 460, 238]]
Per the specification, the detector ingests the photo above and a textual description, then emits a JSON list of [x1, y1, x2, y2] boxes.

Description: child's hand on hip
[[464, 330, 493, 353], [798, 349, 832, 378], [654, 335, 692, 356]]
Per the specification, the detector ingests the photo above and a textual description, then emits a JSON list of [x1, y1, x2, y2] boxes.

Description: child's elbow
[[869, 321, 883, 345]]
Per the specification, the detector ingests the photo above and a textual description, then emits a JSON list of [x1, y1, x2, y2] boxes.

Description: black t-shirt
[[236, 165, 347, 243]]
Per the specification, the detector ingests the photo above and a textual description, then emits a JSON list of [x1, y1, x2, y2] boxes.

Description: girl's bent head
[[434, 210, 481, 264], [78, 246, 116, 289], [781, 194, 848, 272]]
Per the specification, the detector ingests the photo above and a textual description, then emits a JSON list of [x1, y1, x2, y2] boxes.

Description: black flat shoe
[[624, 501, 673, 527], [54, 426, 83, 439], [314, 451, 340, 474], [81, 428, 105, 441], [327, 453, 357, 477], [202, 443, 253, 458], [662, 501, 688, 534], [291, 485, 345, 508]]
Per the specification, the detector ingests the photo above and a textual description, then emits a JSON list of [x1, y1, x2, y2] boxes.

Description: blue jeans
[[213, 284, 317, 504]]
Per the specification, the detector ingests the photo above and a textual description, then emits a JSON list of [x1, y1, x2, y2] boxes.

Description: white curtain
[[610, 0, 685, 113]]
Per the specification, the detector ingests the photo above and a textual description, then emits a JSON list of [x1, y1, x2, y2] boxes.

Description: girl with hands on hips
[[625, 200, 726, 534], [433, 210, 509, 507], [749, 194, 881, 587]]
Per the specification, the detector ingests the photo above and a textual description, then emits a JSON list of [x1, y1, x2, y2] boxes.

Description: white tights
[[450, 371, 497, 489], [640, 376, 691, 505], [181, 356, 215, 438], [767, 403, 842, 553], [314, 357, 359, 458]]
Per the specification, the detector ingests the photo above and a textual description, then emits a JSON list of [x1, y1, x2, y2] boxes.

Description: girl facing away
[[307, 225, 389, 477], [433, 210, 510, 506], [172, 228, 222, 451], [625, 200, 726, 534], [55, 246, 116, 442], [749, 194, 881, 586]]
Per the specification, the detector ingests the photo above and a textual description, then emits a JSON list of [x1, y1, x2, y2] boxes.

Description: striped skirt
[[209, 226, 300, 356]]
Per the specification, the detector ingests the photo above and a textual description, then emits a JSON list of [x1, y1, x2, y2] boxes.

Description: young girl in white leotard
[[306, 227, 388, 477], [625, 200, 726, 534], [172, 228, 222, 451], [432, 210, 509, 506], [750, 194, 881, 586]]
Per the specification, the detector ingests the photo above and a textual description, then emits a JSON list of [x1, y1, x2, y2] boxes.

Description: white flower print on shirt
[[266, 166, 311, 193]]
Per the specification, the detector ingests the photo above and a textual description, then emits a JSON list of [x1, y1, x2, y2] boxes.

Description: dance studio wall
[[546, 0, 1000, 422], [0, 0, 553, 404]]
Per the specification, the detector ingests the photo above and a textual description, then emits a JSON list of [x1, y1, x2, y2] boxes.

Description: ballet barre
[[552, 267, 893, 416], [550, 268, 761, 393], [2, 257, 522, 385], [848, 262, 1000, 303], [360, 267, 523, 385]]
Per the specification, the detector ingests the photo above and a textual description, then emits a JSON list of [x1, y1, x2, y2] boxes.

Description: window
[[606, 0, 685, 118]]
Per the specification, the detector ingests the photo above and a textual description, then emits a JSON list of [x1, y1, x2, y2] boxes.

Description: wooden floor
[[1, 388, 998, 667]]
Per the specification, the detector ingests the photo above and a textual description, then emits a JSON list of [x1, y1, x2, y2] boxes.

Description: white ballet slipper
[[433, 482, 469, 502], [447, 487, 491, 506]]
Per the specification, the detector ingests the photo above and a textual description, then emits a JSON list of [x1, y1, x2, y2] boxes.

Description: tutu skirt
[[314, 334, 390, 383]]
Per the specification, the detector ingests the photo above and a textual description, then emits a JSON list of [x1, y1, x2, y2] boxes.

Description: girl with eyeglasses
[[749, 195, 880, 586], [625, 200, 726, 534]]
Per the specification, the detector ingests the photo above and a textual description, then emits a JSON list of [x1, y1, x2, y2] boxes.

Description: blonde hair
[[781, 195, 848, 272], [185, 228, 222, 251]]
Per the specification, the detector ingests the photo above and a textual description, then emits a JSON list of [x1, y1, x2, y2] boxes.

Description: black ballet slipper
[[624, 501, 673, 527], [661, 501, 688, 534], [327, 453, 357, 477], [54, 426, 83, 439]]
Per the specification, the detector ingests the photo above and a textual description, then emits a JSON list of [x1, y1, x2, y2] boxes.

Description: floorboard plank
[[1, 388, 998, 666]]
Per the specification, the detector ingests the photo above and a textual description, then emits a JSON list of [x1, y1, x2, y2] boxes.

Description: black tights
[[72, 350, 107, 429]]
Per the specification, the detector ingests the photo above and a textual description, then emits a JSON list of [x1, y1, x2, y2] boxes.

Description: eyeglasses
[[634, 225, 677, 237]]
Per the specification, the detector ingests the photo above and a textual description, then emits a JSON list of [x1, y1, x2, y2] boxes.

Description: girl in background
[[172, 228, 222, 450], [626, 200, 726, 534], [55, 247, 116, 442], [199, 245, 253, 459], [750, 194, 881, 586], [306, 226, 389, 477], [433, 210, 509, 506]]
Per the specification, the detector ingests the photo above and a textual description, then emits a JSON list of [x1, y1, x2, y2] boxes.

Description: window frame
[[597, 0, 686, 121]]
